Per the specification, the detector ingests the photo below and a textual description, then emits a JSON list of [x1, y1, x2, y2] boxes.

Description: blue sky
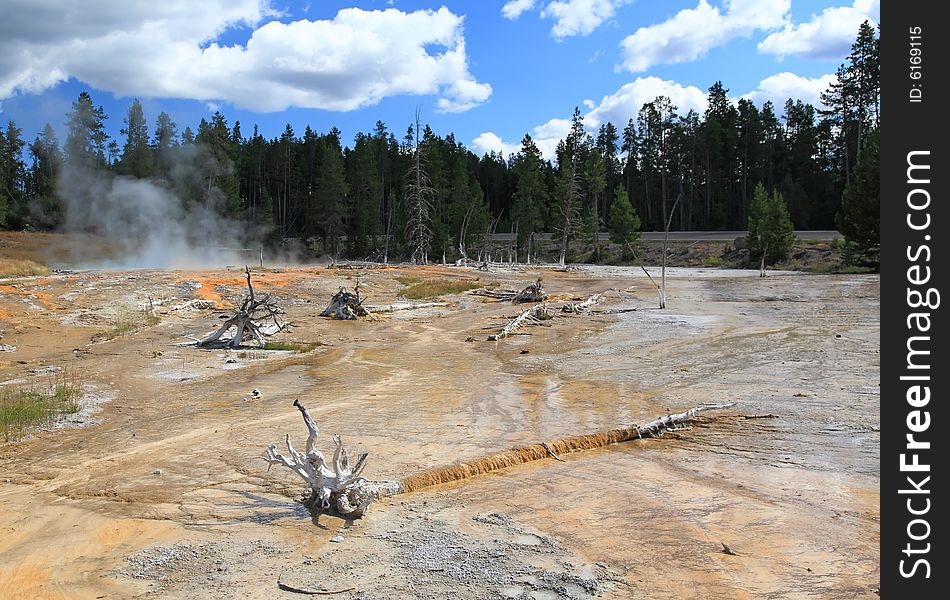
[[0, 0, 879, 160]]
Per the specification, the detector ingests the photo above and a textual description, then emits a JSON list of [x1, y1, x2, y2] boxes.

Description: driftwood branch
[[277, 573, 356, 596], [487, 304, 553, 341]]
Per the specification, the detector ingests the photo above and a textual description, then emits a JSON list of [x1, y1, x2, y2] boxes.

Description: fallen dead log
[[365, 301, 448, 314], [487, 304, 553, 341], [561, 293, 603, 313], [469, 288, 520, 299], [469, 279, 547, 303], [266, 403, 735, 517], [196, 267, 287, 348], [400, 403, 736, 493], [263, 400, 402, 518]]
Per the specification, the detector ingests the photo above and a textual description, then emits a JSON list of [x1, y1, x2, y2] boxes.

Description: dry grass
[[1, 369, 83, 442], [0, 258, 51, 279], [397, 277, 480, 299], [104, 308, 161, 340]]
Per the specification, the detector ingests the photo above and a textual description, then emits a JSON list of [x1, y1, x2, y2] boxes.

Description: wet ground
[[0, 262, 879, 598]]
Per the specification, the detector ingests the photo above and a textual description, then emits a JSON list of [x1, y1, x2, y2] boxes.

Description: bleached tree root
[[196, 267, 287, 348], [264, 400, 402, 518], [399, 403, 736, 493], [487, 304, 553, 341]]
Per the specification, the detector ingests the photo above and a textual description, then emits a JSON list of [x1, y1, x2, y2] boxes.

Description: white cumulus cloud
[[0, 1, 491, 113], [502, 0, 537, 20], [474, 76, 708, 162], [742, 72, 837, 108], [758, 0, 879, 60], [541, 0, 629, 39], [585, 76, 708, 128], [619, 0, 789, 72], [471, 132, 524, 158]]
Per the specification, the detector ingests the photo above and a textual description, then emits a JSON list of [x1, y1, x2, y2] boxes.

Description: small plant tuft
[[1, 369, 83, 442]]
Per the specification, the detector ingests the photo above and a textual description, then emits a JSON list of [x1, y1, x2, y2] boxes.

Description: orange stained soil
[[0, 259, 881, 599]]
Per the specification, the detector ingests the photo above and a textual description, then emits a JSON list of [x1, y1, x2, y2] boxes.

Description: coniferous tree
[[64, 91, 109, 170], [509, 134, 547, 261], [118, 99, 153, 178], [836, 127, 879, 268], [608, 185, 641, 257], [0, 122, 27, 226], [748, 182, 794, 274], [152, 112, 178, 180], [24, 124, 62, 228]]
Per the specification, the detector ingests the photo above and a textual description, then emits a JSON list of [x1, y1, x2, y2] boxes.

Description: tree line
[[0, 22, 879, 266]]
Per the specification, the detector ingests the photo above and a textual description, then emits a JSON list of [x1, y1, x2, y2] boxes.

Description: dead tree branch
[[196, 267, 287, 348]]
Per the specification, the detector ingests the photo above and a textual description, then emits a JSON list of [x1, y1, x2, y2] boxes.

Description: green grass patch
[[0, 258, 51, 279], [1, 370, 83, 442], [395, 275, 424, 286], [399, 278, 480, 299], [262, 340, 319, 352], [104, 308, 161, 340]]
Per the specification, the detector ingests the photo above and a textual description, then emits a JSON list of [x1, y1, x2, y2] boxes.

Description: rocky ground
[[0, 233, 879, 599]]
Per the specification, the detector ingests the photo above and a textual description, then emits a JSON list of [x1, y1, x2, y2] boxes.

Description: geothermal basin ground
[[0, 259, 880, 599]]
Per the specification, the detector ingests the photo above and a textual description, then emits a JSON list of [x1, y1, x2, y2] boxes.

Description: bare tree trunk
[[659, 192, 682, 309]]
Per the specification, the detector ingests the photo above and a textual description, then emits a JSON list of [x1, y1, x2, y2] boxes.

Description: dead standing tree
[[641, 192, 682, 309], [196, 267, 287, 348], [264, 400, 401, 518], [557, 155, 583, 267], [405, 110, 434, 265]]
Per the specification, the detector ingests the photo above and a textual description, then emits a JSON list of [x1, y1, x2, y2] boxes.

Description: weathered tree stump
[[196, 267, 287, 348], [263, 400, 401, 518], [320, 285, 373, 320], [512, 278, 547, 303]]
